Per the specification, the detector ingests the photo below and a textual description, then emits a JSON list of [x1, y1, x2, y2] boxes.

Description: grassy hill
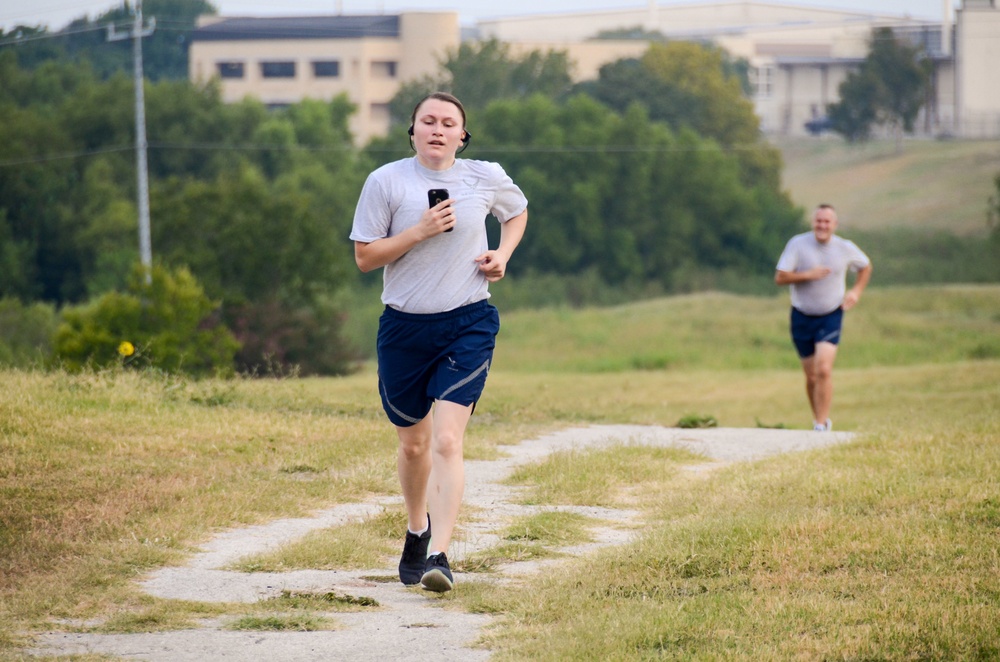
[[774, 137, 1000, 236], [493, 284, 1000, 373]]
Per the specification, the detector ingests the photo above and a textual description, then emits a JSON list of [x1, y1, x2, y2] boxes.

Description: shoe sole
[[420, 569, 454, 593], [399, 562, 426, 585]]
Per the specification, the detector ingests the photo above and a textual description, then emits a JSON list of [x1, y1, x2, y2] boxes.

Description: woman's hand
[[474, 250, 510, 282], [422, 199, 456, 237]]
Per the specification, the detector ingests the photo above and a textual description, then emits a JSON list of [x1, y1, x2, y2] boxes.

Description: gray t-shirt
[[350, 157, 528, 314], [776, 232, 870, 315]]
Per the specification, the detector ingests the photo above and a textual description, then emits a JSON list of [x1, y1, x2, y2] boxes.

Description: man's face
[[812, 207, 838, 243]]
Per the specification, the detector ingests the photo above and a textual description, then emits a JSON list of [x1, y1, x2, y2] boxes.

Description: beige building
[[188, 2, 1000, 141], [188, 13, 459, 144]]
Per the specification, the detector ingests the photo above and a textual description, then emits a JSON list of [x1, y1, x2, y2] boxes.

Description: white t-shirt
[[350, 157, 528, 314], [776, 232, 870, 315]]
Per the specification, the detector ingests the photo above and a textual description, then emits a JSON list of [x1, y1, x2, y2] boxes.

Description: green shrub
[[53, 264, 239, 376], [0, 298, 59, 368], [226, 298, 359, 377]]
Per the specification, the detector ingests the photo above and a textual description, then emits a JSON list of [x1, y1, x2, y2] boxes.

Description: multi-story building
[[478, 1, 966, 138], [188, 2, 999, 141], [188, 12, 459, 144], [956, 0, 1000, 138]]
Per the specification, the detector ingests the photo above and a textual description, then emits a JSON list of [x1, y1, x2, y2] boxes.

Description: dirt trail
[[29, 425, 853, 661]]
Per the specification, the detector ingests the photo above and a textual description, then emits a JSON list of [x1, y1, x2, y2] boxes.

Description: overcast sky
[[0, 0, 959, 33]]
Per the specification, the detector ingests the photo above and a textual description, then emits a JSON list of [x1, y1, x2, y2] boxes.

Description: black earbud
[[457, 130, 471, 154], [406, 126, 472, 153]]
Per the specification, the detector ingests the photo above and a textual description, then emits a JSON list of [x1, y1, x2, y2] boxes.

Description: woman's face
[[412, 98, 466, 168]]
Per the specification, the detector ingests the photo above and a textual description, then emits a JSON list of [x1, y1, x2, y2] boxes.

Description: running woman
[[350, 92, 528, 592]]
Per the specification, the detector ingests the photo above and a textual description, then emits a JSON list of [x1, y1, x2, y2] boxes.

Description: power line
[[0, 145, 133, 167], [0, 140, 778, 168]]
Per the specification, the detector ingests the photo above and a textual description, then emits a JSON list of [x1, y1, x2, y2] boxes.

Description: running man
[[775, 203, 872, 432]]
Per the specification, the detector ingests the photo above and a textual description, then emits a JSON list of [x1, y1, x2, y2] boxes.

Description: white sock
[[427, 550, 443, 558], [409, 524, 428, 536]]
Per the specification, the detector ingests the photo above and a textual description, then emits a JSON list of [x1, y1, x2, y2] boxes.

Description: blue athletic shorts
[[376, 300, 500, 427], [790, 306, 843, 359]]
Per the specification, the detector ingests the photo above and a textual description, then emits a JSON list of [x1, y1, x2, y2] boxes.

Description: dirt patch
[[27, 425, 852, 661]]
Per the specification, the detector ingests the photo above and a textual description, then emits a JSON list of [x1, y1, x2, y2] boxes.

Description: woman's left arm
[[475, 209, 528, 283]]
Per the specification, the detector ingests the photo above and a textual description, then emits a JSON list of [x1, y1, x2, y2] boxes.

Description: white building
[[956, 0, 1000, 137], [477, 1, 973, 137]]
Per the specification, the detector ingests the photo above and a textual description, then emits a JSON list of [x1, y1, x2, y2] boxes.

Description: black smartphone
[[428, 188, 452, 232]]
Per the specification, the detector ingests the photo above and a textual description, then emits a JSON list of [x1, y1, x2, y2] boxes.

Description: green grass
[[229, 508, 404, 573], [776, 137, 1000, 236], [507, 443, 706, 506], [458, 511, 598, 574], [1, 285, 999, 659], [465, 420, 1000, 660], [226, 614, 332, 632], [492, 285, 1000, 373]]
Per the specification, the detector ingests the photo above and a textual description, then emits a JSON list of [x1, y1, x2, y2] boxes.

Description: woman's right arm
[[354, 202, 454, 272], [355, 229, 423, 272]]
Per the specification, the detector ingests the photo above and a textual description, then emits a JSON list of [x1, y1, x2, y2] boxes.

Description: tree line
[[3, 6, 930, 376]]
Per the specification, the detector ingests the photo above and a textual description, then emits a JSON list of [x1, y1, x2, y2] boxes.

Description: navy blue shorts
[[376, 300, 500, 427], [790, 306, 843, 359]]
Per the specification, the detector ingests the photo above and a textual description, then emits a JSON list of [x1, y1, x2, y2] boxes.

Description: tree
[[472, 94, 800, 290], [1, 0, 217, 81], [575, 58, 703, 134], [387, 38, 574, 126], [638, 41, 759, 148], [828, 27, 930, 145], [0, 52, 363, 373]]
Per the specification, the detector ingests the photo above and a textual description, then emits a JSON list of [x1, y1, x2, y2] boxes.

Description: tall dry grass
[[1, 285, 998, 658]]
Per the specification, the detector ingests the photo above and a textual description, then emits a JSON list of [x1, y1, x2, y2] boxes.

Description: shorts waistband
[[384, 299, 491, 322], [792, 306, 843, 318]]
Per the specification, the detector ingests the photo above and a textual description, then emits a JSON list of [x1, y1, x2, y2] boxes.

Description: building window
[[370, 61, 397, 78], [261, 61, 296, 78], [217, 61, 244, 79], [312, 60, 340, 78], [750, 65, 774, 98]]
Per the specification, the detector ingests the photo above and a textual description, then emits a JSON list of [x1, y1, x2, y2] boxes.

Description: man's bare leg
[[801, 341, 838, 428]]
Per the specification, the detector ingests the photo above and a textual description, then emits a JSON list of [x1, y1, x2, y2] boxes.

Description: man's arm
[[842, 264, 872, 310], [774, 266, 832, 286]]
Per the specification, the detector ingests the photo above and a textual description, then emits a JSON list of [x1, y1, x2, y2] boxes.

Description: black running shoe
[[420, 552, 454, 592], [398, 515, 431, 586]]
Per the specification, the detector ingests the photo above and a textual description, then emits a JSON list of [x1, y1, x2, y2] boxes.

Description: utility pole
[[108, 1, 155, 284]]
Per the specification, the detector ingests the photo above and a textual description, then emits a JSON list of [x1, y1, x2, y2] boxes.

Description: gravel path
[[28, 425, 853, 661]]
